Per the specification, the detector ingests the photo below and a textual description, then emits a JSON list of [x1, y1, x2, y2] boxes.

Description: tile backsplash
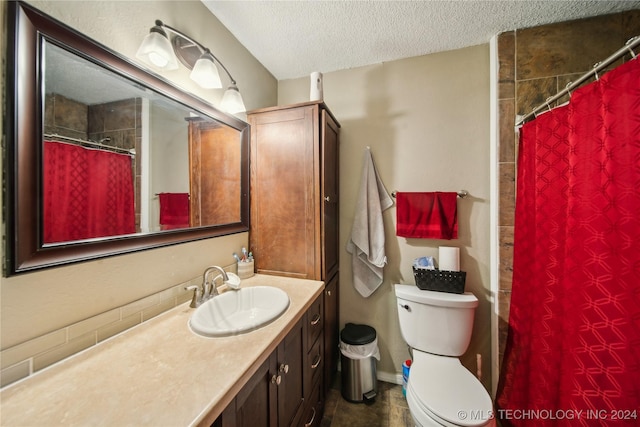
[[0, 276, 200, 388]]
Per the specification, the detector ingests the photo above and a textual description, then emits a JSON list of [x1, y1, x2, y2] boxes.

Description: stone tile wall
[[496, 10, 640, 367], [43, 94, 142, 231], [44, 93, 88, 138]]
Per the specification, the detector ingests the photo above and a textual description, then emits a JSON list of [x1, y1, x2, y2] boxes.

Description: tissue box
[[237, 260, 254, 279], [413, 267, 466, 294]]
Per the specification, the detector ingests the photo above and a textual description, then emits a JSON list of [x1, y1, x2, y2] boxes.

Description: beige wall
[[278, 45, 492, 390], [0, 0, 277, 385]]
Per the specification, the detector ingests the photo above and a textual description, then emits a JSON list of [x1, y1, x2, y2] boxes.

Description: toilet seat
[[407, 351, 493, 427]]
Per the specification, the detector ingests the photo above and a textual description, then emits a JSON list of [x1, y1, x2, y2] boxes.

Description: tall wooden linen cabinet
[[248, 101, 340, 413]]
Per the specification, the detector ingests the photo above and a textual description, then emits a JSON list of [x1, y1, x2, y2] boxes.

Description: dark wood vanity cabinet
[[217, 355, 276, 427], [277, 318, 306, 427], [218, 318, 305, 427], [216, 294, 325, 427], [248, 102, 341, 407]]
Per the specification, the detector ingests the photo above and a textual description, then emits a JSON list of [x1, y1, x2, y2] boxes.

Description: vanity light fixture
[[136, 20, 246, 113], [190, 49, 222, 89], [221, 83, 246, 114], [136, 21, 179, 70]]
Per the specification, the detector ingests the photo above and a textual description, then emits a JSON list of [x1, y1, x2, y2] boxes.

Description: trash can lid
[[340, 323, 376, 345]]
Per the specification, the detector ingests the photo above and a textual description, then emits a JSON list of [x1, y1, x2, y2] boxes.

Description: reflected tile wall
[[44, 93, 88, 138]]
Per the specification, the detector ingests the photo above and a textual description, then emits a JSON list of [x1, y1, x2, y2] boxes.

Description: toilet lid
[[408, 352, 492, 427]]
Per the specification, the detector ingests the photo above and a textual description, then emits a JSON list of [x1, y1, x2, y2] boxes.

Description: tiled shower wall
[[496, 11, 640, 366], [44, 94, 142, 230]]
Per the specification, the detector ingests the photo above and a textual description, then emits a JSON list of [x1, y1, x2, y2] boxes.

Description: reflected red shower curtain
[[496, 57, 640, 426], [43, 141, 135, 243]]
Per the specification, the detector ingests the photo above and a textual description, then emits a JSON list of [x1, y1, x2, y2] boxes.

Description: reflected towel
[[346, 149, 394, 298], [159, 193, 190, 230], [395, 192, 458, 239]]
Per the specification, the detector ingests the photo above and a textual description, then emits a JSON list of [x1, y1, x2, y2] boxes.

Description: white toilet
[[395, 285, 495, 427]]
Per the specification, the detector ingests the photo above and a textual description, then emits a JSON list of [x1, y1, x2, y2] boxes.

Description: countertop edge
[[0, 274, 325, 426]]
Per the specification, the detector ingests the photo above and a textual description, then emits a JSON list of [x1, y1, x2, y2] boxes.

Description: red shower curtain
[[43, 141, 136, 243], [496, 58, 640, 426]]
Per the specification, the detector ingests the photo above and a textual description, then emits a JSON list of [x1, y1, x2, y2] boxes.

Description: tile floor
[[321, 380, 413, 427]]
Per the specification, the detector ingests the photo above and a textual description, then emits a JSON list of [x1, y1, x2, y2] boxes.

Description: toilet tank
[[394, 284, 478, 356]]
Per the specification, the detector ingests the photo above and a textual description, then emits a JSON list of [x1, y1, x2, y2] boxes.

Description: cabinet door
[[277, 318, 305, 427], [188, 120, 242, 227], [323, 274, 339, 396], [220, 353, 277, 427], [249, 106, 320, 280], [321, 110, 339, 281]]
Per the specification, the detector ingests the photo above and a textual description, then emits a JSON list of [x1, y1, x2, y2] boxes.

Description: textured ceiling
[[203, 0, 640, 80]]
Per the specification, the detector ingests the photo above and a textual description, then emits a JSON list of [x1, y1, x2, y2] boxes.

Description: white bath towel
[[346, 148, 394, 297]]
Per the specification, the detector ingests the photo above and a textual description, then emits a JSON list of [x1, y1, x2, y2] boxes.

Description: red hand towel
[[395, 192, 458, 239], [159, 193, 190, 230]]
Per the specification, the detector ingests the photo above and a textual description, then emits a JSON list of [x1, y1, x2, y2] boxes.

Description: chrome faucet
[[202, 265, 229, 300], [185, 265, 229, 308]]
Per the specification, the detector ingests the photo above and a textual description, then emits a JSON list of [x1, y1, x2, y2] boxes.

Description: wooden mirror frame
[[4, 2, 250, 275]]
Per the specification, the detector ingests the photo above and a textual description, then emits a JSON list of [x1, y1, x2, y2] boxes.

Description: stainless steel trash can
[[340, 323, 378, 402]]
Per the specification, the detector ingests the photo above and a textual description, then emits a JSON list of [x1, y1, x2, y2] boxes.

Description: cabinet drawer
[[306, 295, 323, 348], [301, 377, 323, 427], [306, 333, 324, 391]]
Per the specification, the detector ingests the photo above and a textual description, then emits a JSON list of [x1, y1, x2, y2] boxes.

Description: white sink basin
[[189, 286, 290, 337]]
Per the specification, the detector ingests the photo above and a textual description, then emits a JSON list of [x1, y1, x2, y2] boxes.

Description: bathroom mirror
[[5, 2, 250, 275]]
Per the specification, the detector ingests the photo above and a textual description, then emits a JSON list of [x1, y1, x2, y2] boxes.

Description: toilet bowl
[[395, 285, 495, 427], [406, 352, 495, 427]]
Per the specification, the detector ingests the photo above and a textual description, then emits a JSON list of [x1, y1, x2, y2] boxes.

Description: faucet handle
[[185, 285, 202, 308]]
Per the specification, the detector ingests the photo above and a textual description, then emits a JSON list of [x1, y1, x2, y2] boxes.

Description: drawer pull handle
[[311, 355, 322, 369], [279, 363, 289, 374], [304, 407, 316, 427], [271, 374, 281, 386], [310, 314, 321, 326]]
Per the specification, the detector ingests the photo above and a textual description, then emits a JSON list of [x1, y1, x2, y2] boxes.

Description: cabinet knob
[[326, 290, 331, 296], [271, 374, 281, 385], [279, 363, 289, 374], [324, 196, 330, 202]]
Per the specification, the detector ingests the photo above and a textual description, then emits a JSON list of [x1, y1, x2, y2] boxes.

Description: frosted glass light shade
[[221, 85, 246, 114], [190, 54, 222, 89], [136, 30, 179, 70]]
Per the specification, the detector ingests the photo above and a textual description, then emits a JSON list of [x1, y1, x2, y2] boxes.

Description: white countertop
[[0, 275, 324, 426]]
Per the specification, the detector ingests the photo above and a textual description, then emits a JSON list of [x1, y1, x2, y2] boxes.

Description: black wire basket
[[413, 267, 466, 294]]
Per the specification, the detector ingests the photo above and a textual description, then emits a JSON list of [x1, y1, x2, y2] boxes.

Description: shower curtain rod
[[44, 133, 136, 155], [516, 35, 640, 127]]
